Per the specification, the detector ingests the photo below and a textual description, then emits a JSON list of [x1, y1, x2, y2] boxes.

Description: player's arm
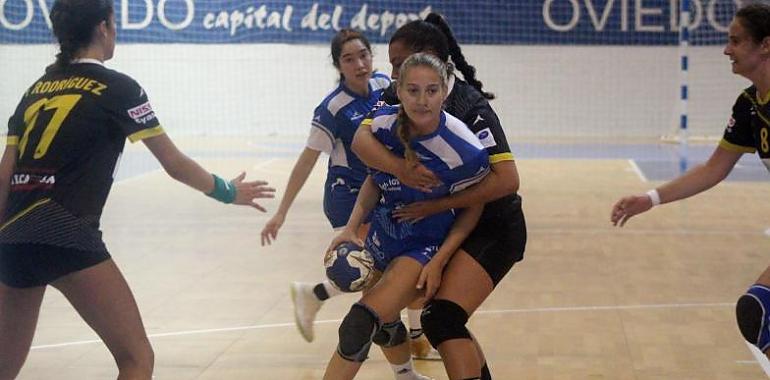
[[398, 159, 519, 222], [352, 123, 440, 192], [327, 175, 380, 250], [0, 143, 18, 224], [142, 133, 274, 210], [611, 145, 742, 226], [261, 147, 321, 245], [417, 203, 483, 299]]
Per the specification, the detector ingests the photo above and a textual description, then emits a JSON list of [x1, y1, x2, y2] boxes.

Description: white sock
[[391, 359, 417, 380], [322, 280, 344, 298], [407, 308, 423, 338]]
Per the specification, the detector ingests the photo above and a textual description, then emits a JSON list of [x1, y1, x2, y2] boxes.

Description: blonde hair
[[396, 52, 449, 163]]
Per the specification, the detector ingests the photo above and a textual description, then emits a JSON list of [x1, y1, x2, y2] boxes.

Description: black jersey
[[374, 77, 517, 220], [1, 61, 164, 250], [720, 85, 770, 172]]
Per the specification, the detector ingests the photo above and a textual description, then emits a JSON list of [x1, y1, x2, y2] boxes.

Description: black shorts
[[0, 243, 111, 288], [461, 194, 527, 286]]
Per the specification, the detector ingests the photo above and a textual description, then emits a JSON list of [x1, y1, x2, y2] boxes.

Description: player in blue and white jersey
[[0, 1, 274, 378], [260, 29, 388, 248], [352, 15, 526, 380], [611, 3, 770, 359], [322, 53, 488, 380]]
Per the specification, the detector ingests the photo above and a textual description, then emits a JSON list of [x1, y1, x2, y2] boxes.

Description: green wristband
[[206, 174, 236, 204]]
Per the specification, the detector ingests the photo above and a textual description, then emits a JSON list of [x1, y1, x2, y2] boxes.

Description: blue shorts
[[323, 177, 359, 229], [364, 230, 439, 272], [742, 284, 770, 352]]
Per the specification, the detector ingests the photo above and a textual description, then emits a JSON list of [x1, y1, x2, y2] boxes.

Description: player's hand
[[260, 213, 285, 246], [395, 161, 441, 192], [416, 259, 444, 302], [393, 200, 443, 223], [231, 172, 275, 211], [611, 194, 653, 227], [326, 227, 364, 254]]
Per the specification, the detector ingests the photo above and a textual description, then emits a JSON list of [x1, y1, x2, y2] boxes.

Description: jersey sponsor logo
[[726, 116, 736, 133], [473, 115, 485, 126], [475, 128, 497, 148], [377, 176, 402, 192], [10, 173, 55, 190], [127, 101, 157, 124]]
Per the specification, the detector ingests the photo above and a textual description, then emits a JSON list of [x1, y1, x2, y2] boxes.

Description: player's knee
[[736, 285, 770, 351], [372, 319, 407, 347], [421, 299, 471, 348], [337, 303, 380, 362], [113, 338, 154, 376]]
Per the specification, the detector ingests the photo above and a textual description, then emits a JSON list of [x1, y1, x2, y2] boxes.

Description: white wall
[[1, 43, 749, 141]]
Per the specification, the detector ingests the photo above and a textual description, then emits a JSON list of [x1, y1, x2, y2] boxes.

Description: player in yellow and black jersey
[[611, 3, 770, 360], [0, 1, 274, 378], [2, 56, 165, 252], [720, 84, 770, 168]]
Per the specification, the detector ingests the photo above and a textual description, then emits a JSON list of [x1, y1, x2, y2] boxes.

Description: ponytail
[[396, 106, 417, 163], [424, 13, 495, 100], [48, 0, 113, 71]]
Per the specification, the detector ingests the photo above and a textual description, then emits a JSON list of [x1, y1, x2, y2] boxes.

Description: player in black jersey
[[611, 3, 770, 359], [0, 1, 274, 379], [353, 14, 526, 380]]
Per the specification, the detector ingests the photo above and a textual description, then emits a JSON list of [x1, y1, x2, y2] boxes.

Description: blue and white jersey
[[307, 72, 391, 189], [364, 105, 490, 266]]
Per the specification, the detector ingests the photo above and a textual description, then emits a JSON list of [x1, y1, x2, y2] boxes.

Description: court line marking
[[628, 159, 648, 182], [30, 301, 732, 350]]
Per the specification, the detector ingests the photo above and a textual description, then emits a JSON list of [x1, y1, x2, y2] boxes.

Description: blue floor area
[[114, 141, 770, 183]]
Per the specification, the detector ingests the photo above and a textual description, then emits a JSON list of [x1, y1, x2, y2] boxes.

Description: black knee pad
[[372, 319, 407, 347], [421, 299, 471, 348], [337, 303, 380, 362], [737, 293, 763, 345]]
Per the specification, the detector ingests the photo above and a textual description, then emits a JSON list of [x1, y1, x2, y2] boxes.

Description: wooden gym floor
[[13, 137, 770, 379]]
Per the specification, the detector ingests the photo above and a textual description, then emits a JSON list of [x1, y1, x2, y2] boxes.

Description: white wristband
[[646, 189, 661, 207]]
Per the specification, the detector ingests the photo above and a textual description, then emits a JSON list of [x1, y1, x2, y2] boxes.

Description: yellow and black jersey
[[720, 85, 770, 172], [2, 60, 164, 250]]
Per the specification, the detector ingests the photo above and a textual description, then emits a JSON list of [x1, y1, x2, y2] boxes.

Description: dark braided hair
[[424, 13, 494, 100], [331, 28, 372, 82], [48, 0, 113, 71], [390, 13, 494, 100], [736, 2, 770, 44]]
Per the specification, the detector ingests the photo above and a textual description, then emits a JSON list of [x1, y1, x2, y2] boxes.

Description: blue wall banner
[[0, 0, 737, 45]]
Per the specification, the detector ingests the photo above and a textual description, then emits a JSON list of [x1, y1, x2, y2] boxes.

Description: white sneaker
[[395, 371, 435, 380], [290, 282, 323, 342]]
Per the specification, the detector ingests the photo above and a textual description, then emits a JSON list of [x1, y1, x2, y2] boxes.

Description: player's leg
[[0, 243, 68, 379], [324, 256, 428, 380], [423, 202, 527, 379], [423, 250, 493, 379], [0, 283, 46, 379], [51, 259, 154, 379], [736, 264, 770, 360]]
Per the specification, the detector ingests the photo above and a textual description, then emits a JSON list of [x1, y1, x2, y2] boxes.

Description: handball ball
[[324, 242, 377, 292]]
